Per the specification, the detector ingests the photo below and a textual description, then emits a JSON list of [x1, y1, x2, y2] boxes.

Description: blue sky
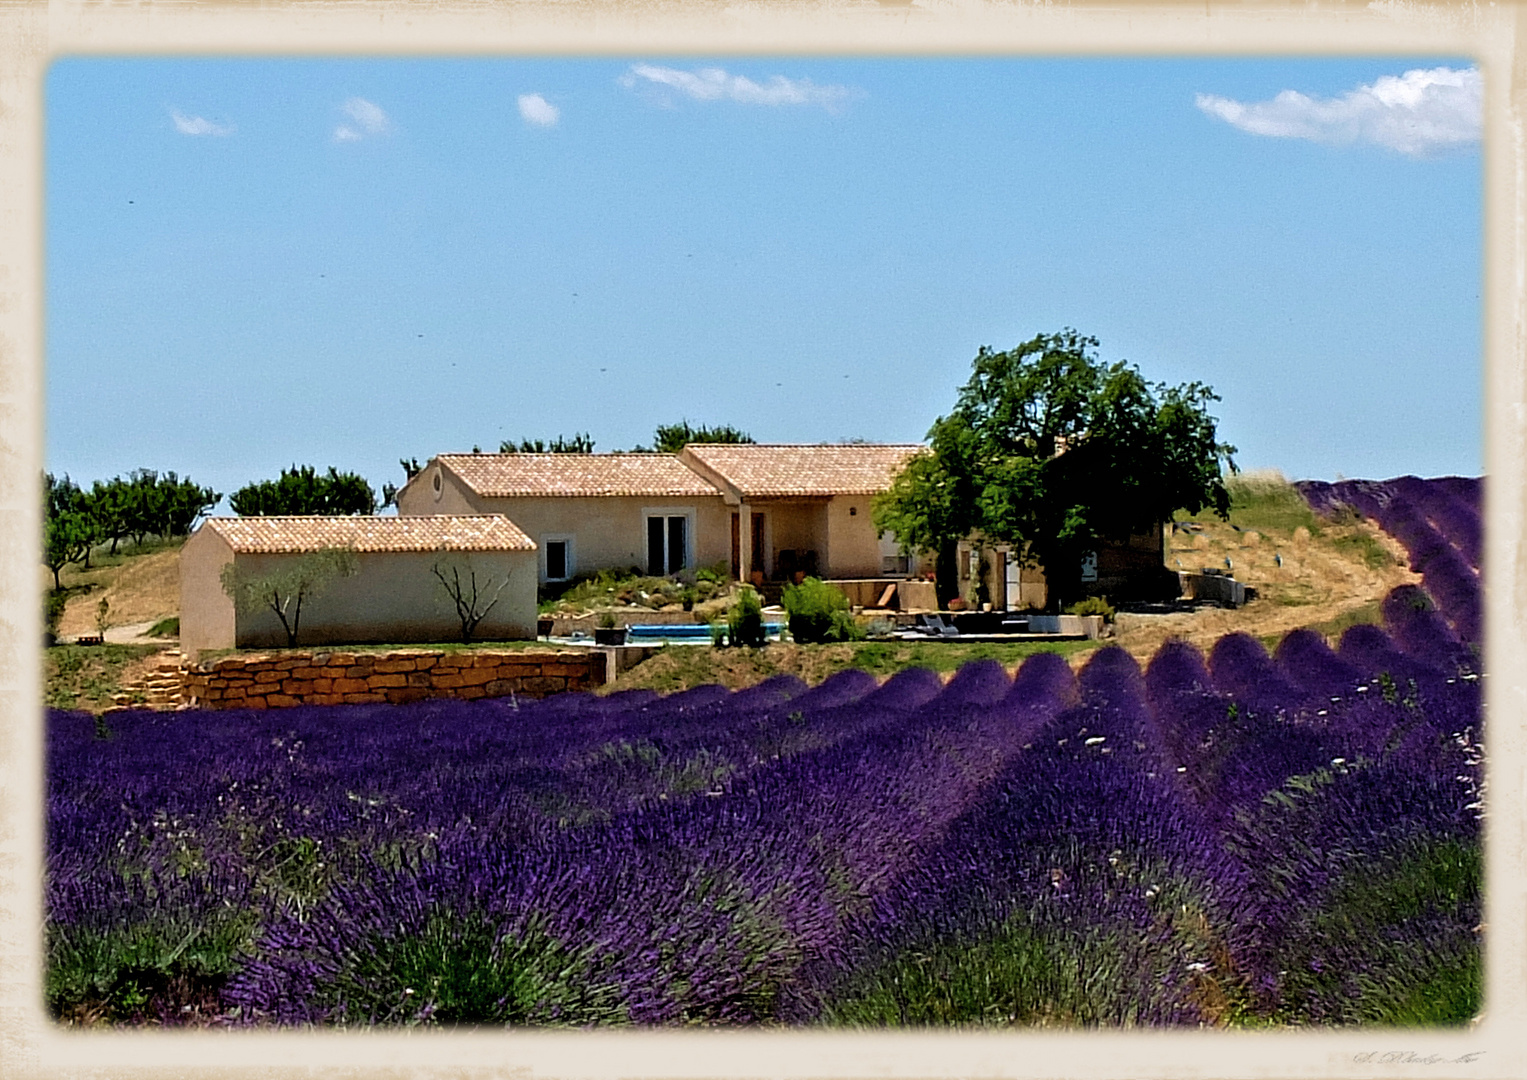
[[45, 57, 1482, 508]]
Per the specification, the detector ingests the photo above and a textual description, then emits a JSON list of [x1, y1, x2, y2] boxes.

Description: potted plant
[[594, 612, 627, 646]]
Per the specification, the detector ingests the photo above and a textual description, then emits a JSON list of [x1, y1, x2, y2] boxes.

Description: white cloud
[[171, 110, 233, 137], [518, 93, 560, 127], [334, 97, 390, 141], [1195, 66, 1481, 157], [620, 64, 858, 111]]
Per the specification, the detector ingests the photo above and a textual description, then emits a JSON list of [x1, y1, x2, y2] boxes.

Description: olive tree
[[219, 547, 360, 648], [432, 558, 513, 644]]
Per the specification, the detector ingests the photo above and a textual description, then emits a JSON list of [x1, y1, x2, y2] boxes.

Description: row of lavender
[[43, 477, 1483, 1026], [1297, 474, 1482, 649]]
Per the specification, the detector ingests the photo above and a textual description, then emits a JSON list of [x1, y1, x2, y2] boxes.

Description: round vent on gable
[[432, 470, 443, 500]]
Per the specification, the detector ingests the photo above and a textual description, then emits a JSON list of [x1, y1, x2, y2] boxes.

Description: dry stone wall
[[185, 649, 605, 710]]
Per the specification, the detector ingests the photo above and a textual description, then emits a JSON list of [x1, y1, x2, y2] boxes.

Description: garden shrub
[[1067, 596, 1115, 623], [782, 577, 860, 644], [728, 587, 767, 648]]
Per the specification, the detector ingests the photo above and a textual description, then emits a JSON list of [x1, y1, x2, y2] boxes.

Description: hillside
[[48, 542, 181, 641], [1108, 471, 1421, 663]]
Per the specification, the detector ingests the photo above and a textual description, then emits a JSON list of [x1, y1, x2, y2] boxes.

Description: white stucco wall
[[228, 549, 538, 648], [179, 526, 239, 657], [824, 495, 883, 578], [463, 495, 732, 581], [395, 463, 486, 516]]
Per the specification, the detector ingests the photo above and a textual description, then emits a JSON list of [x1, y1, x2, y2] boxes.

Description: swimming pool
[[626, 623, 784, 643]]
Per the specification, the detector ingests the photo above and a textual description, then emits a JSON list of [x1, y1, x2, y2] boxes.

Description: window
[[645, 512, 691, 576], [542, 535, 574, 582]]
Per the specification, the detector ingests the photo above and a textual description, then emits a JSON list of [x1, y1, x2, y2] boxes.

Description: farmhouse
[[394, 453, 731, 584], [676, 443, 923, 582], [394, 445, 925, 587], [179, 514, 539, 656]]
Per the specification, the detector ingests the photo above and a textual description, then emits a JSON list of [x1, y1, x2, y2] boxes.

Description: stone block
[[291, 666, 325, 680], [385, 688, 430, 705], [244, 697, 269, 710], [458, 667, 498, 687], [484, 678, 522, 696], [282, 679, 315, 695], [431, 674, 466, 689], [457, 686, 486, 699], [312, 678, 333, 693], [523, 676, 564, 695], [319, 666, 351, 679], [372, 659, 416, 673], [266, 694, 300, 708], [342, 692, 386, 704], [254, 670, 285, 684], [543, 662, 591, 678], [313, 694, 345, 707], [332, 678, 370, 694], [367, 673, 408, 689], [406, 671, 433, 688]]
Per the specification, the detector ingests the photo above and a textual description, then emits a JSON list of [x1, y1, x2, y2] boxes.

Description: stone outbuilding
[[179, 515, 538, 658]]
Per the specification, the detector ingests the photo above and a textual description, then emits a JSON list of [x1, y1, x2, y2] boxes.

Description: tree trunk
[[935, 538, 960, 609]]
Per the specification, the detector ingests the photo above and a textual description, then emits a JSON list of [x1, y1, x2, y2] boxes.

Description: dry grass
[[52, 546, 181, 638], [1109, 504, 1420, 665]]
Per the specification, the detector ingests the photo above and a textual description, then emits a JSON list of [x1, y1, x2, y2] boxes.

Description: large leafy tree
[[875, 330, 1236, 608], [231, 466, 377, 517]]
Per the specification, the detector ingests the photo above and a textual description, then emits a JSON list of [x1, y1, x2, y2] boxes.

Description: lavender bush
[[45, 479, 1482, 1027]]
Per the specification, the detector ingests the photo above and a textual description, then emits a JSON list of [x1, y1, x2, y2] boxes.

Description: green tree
[[219, 548, 360, 647], [638, 421, 755, 454], [155, 472, 221, 536], [230, 466, 376, 517], [44, 474, 91, 588], [89, 479, 134, 555], [500, 434, 596, 453], [43, 473, 100, 584], [875, 330, 1236, 610]]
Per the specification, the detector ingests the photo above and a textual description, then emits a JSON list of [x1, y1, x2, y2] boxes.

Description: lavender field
[[45, 477, 1484, 1028]]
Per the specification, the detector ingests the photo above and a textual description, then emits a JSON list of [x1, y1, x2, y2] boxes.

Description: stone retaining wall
[[184, 649, 605, 710]]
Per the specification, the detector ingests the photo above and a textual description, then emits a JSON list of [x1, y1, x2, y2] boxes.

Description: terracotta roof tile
[[438, 453, 721, 498], [203, 515, 536, 553], [682, 443, 924, 499]]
